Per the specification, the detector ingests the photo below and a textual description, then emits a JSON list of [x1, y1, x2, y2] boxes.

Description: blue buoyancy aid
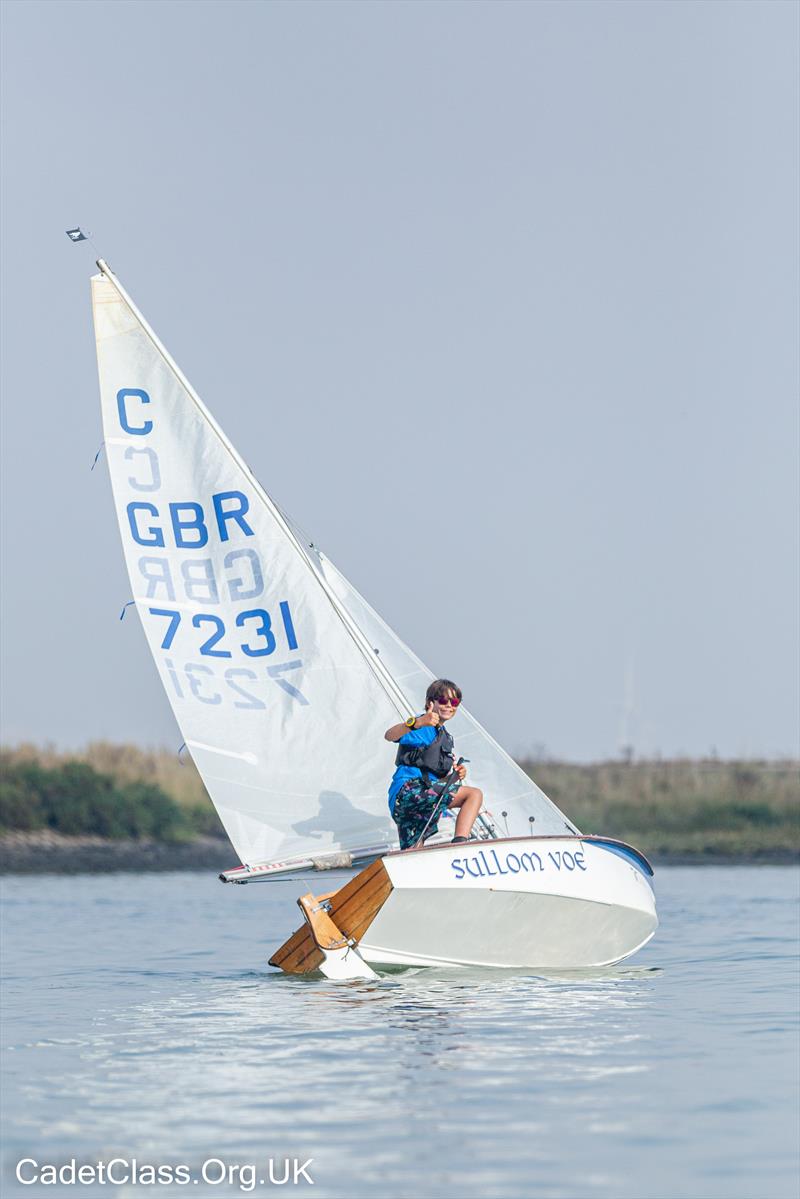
[[394, 725, 455, 784]]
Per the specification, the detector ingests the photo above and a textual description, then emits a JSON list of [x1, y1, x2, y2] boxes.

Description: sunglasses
[[433, 695, 460, 708]]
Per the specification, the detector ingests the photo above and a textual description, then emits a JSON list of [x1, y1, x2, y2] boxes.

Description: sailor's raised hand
[[423, 703, 441, 727]]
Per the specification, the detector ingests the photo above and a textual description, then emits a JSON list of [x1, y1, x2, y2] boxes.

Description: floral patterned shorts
[[392, 777, 455, 850]]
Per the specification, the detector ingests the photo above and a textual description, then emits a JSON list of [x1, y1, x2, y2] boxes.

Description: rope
[[413, 764, 464, 849]]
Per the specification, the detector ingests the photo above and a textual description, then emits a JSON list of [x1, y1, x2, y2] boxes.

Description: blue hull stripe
[[592, 840, 654, 877]]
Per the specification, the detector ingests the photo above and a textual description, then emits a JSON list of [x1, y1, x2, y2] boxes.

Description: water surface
[[1, 866, 798, 1198]]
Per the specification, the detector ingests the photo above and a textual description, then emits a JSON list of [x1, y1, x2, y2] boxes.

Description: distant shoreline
[[1, 830, 796, 876], [0, 831, 235, 876], [4, 748, 797, 868]]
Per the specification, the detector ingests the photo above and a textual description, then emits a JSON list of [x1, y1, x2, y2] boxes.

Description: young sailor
[[385, 679, 484, 850]]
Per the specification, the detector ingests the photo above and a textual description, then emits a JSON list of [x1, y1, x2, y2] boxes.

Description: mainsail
[[91, 262, 576, 873]]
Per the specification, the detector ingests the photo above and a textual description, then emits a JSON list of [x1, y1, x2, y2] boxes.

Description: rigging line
[[459, 709, 579, 833], [94, 260, 413, 721], [294, 547, 560, 830], [85, 233, 103, 260]]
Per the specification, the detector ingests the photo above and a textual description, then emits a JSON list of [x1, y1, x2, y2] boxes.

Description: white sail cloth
[[306, 549, 576, 839], [91, 269, 575, 870]]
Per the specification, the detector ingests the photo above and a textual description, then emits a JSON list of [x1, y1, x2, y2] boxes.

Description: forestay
[[91, 265, 576, 872], [302, 544, 576, 838]]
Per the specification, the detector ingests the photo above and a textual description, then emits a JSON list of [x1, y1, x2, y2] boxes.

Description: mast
[[95, 259, 414, 720]]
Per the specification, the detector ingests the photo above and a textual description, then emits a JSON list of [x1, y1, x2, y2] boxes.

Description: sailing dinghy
[[90, 260, 658, 978]]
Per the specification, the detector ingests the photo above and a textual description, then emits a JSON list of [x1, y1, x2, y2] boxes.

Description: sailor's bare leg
[[448, 786, 483, 839]]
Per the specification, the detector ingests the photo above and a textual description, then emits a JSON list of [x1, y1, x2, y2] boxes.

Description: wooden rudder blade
[[268, 858, 393, 974], [268, 922, 324, 974]]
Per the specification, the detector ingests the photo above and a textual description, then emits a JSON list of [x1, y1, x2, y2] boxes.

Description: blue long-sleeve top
[[387, 721, 440, 814]]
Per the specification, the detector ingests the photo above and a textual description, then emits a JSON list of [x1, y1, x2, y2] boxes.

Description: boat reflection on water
[[289, 965, 661, 1077], [7, 868, 798, 1199], [69, 961, 660, 1198]]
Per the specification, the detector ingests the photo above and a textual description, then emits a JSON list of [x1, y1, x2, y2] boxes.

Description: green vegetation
[[1, 744, 797, 858], [520, 758, 799, 860], [0, 745, 224, 841]]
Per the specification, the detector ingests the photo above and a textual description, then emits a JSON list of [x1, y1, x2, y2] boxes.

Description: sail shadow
[[290, 790, 389, 842]]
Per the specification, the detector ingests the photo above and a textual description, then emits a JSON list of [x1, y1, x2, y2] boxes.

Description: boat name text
[[450, 847, 587, 879]]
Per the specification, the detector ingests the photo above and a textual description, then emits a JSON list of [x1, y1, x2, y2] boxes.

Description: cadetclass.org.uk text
[[14, 1157, 315, 1190]]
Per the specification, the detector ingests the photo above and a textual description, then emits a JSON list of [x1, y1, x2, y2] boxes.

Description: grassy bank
[[1, 743, 798, 861], [0, 744, 222, 843], [520, 758, 799, 860]]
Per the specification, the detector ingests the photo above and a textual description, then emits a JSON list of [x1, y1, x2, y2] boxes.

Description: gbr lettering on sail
[[111, 385, 305, 710]]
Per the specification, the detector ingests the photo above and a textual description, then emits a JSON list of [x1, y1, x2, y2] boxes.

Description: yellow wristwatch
[[405, 715, 417, 729]]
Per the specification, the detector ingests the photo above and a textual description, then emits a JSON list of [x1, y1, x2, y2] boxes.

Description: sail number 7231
[[148, 602, 308, 707], [148, 601, 298, 658]]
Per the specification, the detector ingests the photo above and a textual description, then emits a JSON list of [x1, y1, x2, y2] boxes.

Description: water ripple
[[1, 866, 798, 1199]]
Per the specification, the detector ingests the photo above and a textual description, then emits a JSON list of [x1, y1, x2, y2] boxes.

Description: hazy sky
[[1, 0, 797, 761]]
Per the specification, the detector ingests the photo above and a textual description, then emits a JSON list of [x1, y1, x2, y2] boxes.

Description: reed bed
[[2, 743, 797, 858], [520, 757, 799, 858]]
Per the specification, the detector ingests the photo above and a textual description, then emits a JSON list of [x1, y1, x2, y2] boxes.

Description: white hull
[[357, 837, 658, 970]]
